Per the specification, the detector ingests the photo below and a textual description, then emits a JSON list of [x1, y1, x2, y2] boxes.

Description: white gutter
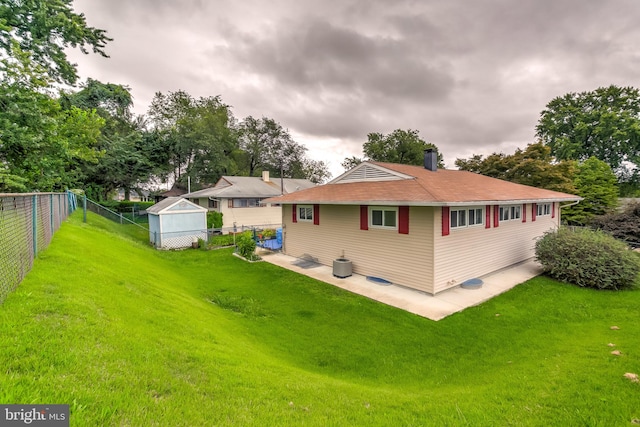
[[266, 198, 583, 207], [559, 200, 581, 209]]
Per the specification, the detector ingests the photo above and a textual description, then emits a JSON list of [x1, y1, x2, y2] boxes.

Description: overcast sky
[[68, 0, 640, 179]]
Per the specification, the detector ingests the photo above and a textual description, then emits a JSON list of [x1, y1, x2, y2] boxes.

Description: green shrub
[[262, 228, 276, 238], [236, 233, 257, 260], [207, 211, 223, 229], [98, 200, 154, 213], [208, 234, 235, 247], [590, 202, 640, 247], [535, 227, 640, 290]]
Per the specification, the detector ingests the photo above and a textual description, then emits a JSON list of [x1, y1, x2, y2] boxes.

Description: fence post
[[83, 195, 87, 223], [50, 194, 54, 232], [32, 194, 38, 257]]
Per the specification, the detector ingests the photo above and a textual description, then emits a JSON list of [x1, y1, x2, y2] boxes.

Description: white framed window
[[370, 207, 397, 229], [451, 207, 484, 229], [297, 205, 313, 222], [468, 207, 484, 226], [537, 203, 551, 216], [231, 198, 261, 208], [499, 205, 521, 222], [450, 209, 466, 228]]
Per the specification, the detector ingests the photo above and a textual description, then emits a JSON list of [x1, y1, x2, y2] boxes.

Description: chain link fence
[[0, 192, 76, 304], [84, 197, 149, 229], [150, 224, 282, 250]]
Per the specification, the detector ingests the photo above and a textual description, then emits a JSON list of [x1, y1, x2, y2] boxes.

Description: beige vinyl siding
[[433, 204, 559, 293], [219, 201, 282, 228], [189, 197, 282, 228], [283, 205, 435, 293]]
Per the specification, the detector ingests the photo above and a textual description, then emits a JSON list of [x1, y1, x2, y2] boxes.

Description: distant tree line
[[453, 85, 640, 225]]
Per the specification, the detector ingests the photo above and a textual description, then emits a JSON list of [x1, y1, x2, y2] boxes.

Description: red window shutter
[[313, 204, 320, 225], [399, 206, 409, 234], [360, 205, 368, 230], [442, 207, 450, 236], [532, 203, 537, 222], [485, 205, 491, 229], [292, 204, 297, 223], [228, 199, 233, 208], [494, 205, 499, 228], [522, 203, 527, 223], [552, 202, 556, 218]]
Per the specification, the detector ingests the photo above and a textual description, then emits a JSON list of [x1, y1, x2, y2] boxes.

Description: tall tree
[[147, 91, 237, 188], [562, 157, 618, 225], [236, 116, 281, 176], [235, 115, 331, 182], [62, 79, 150, 200], [0, 0, 111, 192], [363, 129, 444, 167], [0, 55, 104, 192], [341, 156, 363, 171], [0, 0, 111, 85], [456, 142, 576, 193], [536, 85, 640, 183], [289, 158, 331, 184]]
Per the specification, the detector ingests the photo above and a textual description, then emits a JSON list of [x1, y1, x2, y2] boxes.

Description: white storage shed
[[147, 197, 208, 249]]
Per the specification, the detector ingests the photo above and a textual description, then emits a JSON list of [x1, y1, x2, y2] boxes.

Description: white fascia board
[[277, 197, 582, 207]]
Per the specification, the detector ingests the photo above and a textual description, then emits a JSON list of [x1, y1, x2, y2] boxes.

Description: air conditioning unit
[[333, 258, 352, 278]]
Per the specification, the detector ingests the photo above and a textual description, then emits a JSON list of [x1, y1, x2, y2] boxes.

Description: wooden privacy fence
[[0, 192, 77, 304]]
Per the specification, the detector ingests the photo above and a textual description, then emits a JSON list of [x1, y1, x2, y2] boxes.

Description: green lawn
[[1, 211, 639, 426]]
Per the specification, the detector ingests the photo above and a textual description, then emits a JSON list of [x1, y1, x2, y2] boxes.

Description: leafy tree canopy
[[536, 85, 640, 181], [0, 0, 111, 85], [562, 157, 618, 225], [341, 156, 363, 171], [455, 142, 576, 193], [148, 91, 237, 188], [0, 59, 104, 192], [363, 129, 444, 167]]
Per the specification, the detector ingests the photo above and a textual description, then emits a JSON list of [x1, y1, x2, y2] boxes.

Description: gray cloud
[[68, 0, 640, 175]]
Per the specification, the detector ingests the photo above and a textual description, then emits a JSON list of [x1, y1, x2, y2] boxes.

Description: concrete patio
[[258, 250, 543, 321]]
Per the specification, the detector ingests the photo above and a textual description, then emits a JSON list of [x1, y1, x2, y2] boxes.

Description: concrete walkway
[[258, 250, 543, 321]]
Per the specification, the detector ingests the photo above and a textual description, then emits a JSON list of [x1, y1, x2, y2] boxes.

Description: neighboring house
[[154, 185, 188, 203], [264, 151, 582, 295], [183, 171, 315, 229], [115, 189, 151, 202], [147, 197, 208, 249]]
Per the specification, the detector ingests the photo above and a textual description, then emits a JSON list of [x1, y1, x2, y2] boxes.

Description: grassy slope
[[0, 211, 639, 426]]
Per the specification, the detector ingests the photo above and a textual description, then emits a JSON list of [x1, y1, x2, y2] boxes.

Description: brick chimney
[[424, 149, 437, 171]]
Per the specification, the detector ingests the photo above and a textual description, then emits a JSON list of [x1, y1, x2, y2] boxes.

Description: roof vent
[[424, 148, 437, 171]]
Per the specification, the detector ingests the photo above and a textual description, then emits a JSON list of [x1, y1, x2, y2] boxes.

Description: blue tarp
[[258, 239, 282, 250], [256, 228, 283, 250]]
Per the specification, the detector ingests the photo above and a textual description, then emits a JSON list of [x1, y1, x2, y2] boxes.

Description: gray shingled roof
[[184, 176, 315, 199], [147, 197, 206, 214]]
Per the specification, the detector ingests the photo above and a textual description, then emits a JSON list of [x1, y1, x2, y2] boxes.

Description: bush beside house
[[535, 227, 640, 290], [236, 233, 258, 260], [590, 202, 640, 247]]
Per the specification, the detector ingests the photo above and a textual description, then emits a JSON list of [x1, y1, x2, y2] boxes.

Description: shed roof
[[147, 197, 208, 214], [184, 176, 316, 199], [264, 162, 582, 206]]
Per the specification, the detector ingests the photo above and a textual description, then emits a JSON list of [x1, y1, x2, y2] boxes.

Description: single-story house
[[154, 185, 188, 203], [183, 171, 315, 230], [147, 197, 208, 249], [264, 150, 582, 295]]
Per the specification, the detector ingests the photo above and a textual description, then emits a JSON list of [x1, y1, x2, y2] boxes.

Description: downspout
[[560, 200, 580, 209], [558, 200, 581, 228]]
